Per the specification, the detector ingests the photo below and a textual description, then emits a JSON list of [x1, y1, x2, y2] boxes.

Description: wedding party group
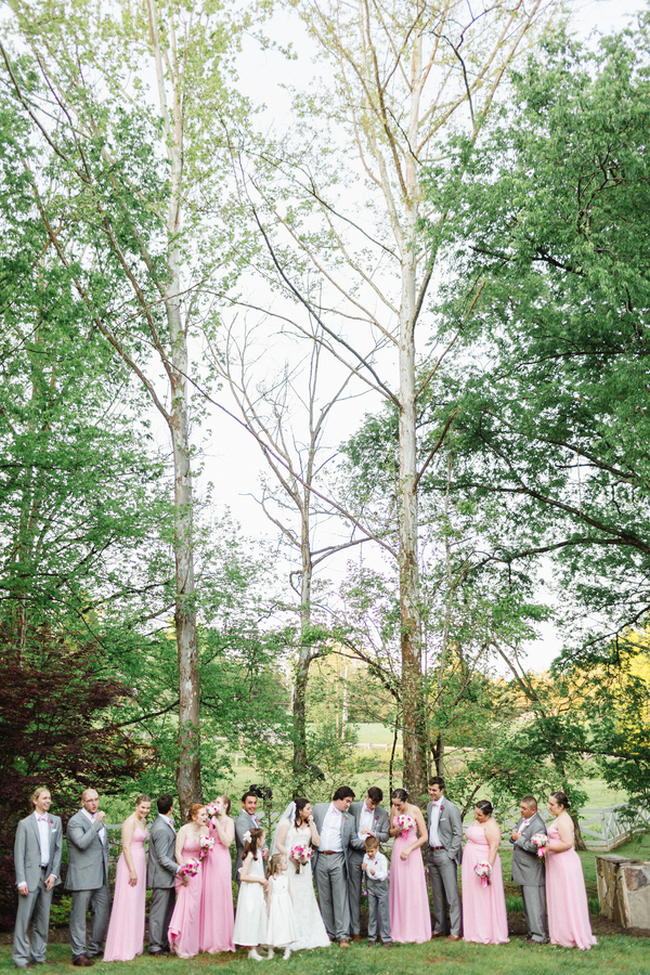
[[12, 777, 596, 968]]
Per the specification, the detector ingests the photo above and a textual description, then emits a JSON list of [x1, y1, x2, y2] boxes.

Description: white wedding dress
[[284, 824, 330, 950]]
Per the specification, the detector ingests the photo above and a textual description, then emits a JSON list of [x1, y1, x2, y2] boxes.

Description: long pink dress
[[199, 817, 235, 953], [168, 833, 203, 958], [388, 817, 431, 943], [104, 827, 148, 962], [546, 824, 596, 949], [461, 824, 509, 944]]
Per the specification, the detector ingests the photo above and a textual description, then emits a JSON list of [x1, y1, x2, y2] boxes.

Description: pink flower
[[530, 833, 547, 857], [474, 861, 491, 887]]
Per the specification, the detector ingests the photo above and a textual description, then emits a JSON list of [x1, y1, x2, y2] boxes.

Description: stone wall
[[596, 854, 650, 929]]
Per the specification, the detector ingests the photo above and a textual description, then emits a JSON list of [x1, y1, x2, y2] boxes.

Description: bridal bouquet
[[199, 835, 215, 860], [474, 861, 492, 887], [531, 833, 548, 857], [395, 814, 416, 832], [289, 843, 312, 873], [178, 858, 201, 879]]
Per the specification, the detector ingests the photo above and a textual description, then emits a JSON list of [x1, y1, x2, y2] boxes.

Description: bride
[[272, 798, 331, 950]]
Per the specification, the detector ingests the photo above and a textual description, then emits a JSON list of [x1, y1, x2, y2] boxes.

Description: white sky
[[198, 0, 645, 673]]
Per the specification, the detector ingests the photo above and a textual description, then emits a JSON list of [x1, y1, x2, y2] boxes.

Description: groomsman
[[12, 787, 62, 969], [347, 787, 389, 940], [426, 776, 463, 940], [510, 796, 548, 943], [312, 785, 355, 948], [65, 788, 110, 966], [147, 795, 183, 955], [234, 789, 267, 880]]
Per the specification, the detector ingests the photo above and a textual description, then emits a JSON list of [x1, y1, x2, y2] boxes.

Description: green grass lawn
[[1, 936, 649, 975]]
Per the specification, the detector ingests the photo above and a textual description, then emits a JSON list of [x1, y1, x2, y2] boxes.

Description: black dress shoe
[[72, 956, 94, 967]]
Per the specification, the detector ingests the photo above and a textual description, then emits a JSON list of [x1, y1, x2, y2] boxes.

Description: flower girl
[[265, 854, 297, 960], [233, 828, 269, 961]]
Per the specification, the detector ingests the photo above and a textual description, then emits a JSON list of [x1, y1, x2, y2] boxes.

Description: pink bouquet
[[205, 799, 222, 818], [474, 861, 491, 887], [199, 835, 215, 860], [395, 814, 416, 832], [178, 858, 200, 879], [289, 843, 312, 873], [531, 832, 547, 857]]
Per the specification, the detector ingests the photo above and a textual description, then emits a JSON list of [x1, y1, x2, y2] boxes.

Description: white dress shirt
[[34, 812, 50, 867], [82, 808, 106, 845], [320, 803, 343, 851], [429, 801, 442, 847], [358, 802, 375, 839], [363, 851, 388, 882]]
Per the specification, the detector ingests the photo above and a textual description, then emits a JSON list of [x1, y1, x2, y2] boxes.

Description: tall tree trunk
[[292, 520, 313, 787]]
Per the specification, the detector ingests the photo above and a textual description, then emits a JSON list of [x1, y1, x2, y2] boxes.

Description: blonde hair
[[267, 853, 286, 877], [31, 786, 50, 807]]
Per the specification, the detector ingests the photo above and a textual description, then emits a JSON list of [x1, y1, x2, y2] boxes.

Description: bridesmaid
[[546, 791, 596, 949], [168, 804, 209, 958], [104, 795, 151, 962], [200, 795, 235, 953], [461, 800, 509, 944], [388, 788, 432, 943]]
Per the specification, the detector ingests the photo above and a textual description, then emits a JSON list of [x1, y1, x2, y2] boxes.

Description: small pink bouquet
[[205, 799, 222, 818], [199, 835, 215, 860], [395, 813, 416, 832], [289, 843, 312, 873], [474, 861, 491, 887], [178, 858, 200, 879], [531, 832, 547, 857]]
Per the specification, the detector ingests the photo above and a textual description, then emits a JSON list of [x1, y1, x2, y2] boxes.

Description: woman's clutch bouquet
[[178, 858, 201, 878], [474, 861, 492, 886], [530, 832, 547, 857], [289, 843, 312, 872], [199, 835, 215, 860], [395, 813, 416, 832], [205, 799, 222, 818]]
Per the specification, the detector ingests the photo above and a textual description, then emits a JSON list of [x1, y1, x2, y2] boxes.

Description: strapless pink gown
[[461, 824, 509, 944], [546, 825, 596, 949], [168, 834, 203, 958], [388, 820, 431, 943], [199, 818, 235, 952], [104, 828, 147, 961]]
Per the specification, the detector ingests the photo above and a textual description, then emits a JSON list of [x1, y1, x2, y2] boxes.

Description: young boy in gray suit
[[362, 836, 392, 946]]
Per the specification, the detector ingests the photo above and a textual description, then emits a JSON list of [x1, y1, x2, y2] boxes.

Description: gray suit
[[347, 801, 389, 936], [147, 815, 179, 953], [12, 812, 62, 967], [234, 809, 266, 881], [510, 811, 548, 942], [312, 802, 353, 942], [427, 797, 462, 937], [65, 809, 110, 959]]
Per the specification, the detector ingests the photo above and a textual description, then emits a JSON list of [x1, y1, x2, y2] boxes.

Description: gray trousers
[[522, 883, 548, 942], [428, 848, 461, 936], [12, 873, 53, 966], [148, 887, 175, 952], [314, 853, 350, 942], [69, 884, 110, 957], [347, 850, 364, 935], [367, 878, 391, 943]]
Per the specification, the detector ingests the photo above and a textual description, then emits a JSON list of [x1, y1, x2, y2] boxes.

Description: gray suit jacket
[[511, 812, 546, 886], [234, 810, 266, 877], [311, 802, 353, 871], [348, 802, 389, 853], [427, 798, 463, 864], [65, 809, 109, 891], [14, 812, 63, 889], [147, 815, 179, 889]]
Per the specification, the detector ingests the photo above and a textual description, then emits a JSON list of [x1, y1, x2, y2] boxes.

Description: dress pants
[[347, 850, 365, 935], [148, 887, 176, 952], [313, 853, 350, 942], [522, 883, 548, 942], [428, 847, 461, 936], [12, 870, 53, 966], [367, 878, 391, 943], [69, 884, 110, 958]]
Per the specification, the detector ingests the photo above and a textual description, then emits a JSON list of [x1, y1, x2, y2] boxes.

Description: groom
[[312, 786, 355, 948], [510, 796, 548, 943]]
